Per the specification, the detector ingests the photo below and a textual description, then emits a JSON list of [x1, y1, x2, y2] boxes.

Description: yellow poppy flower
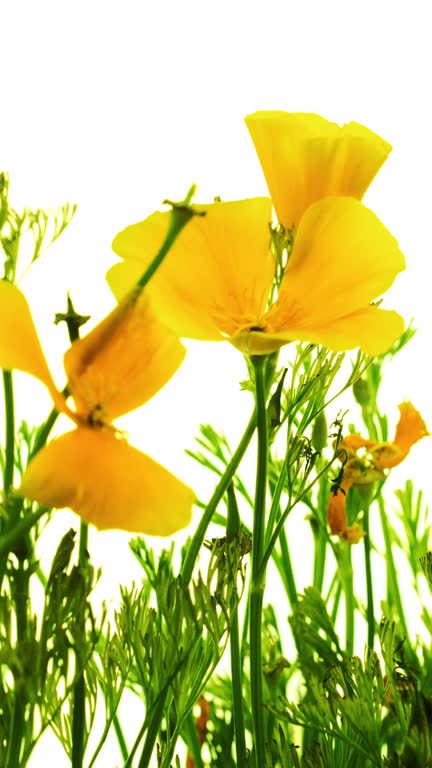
[[245, 111, 391, 229], [327, 402, 428, 541], [108, 196, 404, 357], [0, 280, 194, 535]]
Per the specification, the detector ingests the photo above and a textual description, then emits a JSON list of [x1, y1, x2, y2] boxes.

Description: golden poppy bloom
[[245, 111, 391, 229], [327, 402, 428, 542], [108, 196, 405, 357], [0, 281, 195, 535]]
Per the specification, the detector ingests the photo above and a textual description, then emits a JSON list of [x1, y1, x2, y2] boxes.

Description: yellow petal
[[64, 289, 185, 421], [245, 111, 391, 228], [258, 197, 405, 355], [19, 427, 195, 535], [232, 305, 404, 357], [0, 281, 67, 412], [110, 198, 274, 340]]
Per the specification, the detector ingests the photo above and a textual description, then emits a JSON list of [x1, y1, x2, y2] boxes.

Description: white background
[[2, 1, 432, 765]]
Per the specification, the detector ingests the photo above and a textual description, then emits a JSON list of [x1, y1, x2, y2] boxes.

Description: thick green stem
[[226, 484, 247, 767], [71, 520, 89, 768], [2, 369, 15, 494], [249, 356, 268, 768], [181, 411, 256, 585], [363, 506, 375, 648]]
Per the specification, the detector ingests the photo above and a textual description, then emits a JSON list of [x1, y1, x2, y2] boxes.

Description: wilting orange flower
[[328, 402, 428, 542], [245, 111, 391, 229], [108, 195, 404, 358], [0, 281, 194, 534]]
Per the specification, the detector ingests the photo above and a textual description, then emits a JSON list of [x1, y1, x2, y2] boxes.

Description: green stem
[[312, 527, 327, 593], [2, 369, 15, 494], [343, 547, 355, 656], [31, 405, 60, 459], [136, 186, 198, 291], [181, 410, 256, 585], [249, 356, 268, 768], [226, 484, 248, 767], [113, 713, 129, 762], [378, 495, 408, 637], [275, 526, 298, 607], [135, 694, 166, 768], [5, 530, 30, 768], [71, 520, 89, 768], [363, 505, 375, 648]]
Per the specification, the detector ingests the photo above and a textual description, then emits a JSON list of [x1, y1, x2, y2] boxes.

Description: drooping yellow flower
[[327, 402, 428, 542], [245, 111, 391, 229], [108, 196, 405, 358], [0, 280, 194, 535]]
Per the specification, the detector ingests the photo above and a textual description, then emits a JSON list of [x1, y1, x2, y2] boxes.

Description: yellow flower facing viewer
[[0, 280, 195, 535], [108, 196, 405, 358], [327, 402, 429, 542], [245, 111, 391, 229]]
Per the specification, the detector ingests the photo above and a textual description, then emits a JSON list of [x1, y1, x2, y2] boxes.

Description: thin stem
[[276, 526, 298, 607], [249, 356, 268, 768], [226, 484, 247, 767], [312, 528, 327, 593], [113, 713, 129, 762], [363, 505, 375, 649], [31, 405, 60, 459], [343, 547, 355, 656], [2, 369, 15, 494], [181, 410, 256, 585], [378, 495, 408, 638]]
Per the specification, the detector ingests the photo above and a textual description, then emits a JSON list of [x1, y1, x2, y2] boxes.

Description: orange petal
[[394, 402, 429, 453], [19, 427, 195, 535], [373, 402, 429, 468], [340, 434, 376, 453], [327, 483, 351, 535], [0, 281, 67, 412], [109, 198, 274, 341], [64, 289, 185, 421], [245, 111, 391, 228]]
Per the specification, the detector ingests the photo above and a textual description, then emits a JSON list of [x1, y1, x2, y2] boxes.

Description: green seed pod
[[353, 377, 370, 406], [312, 410, 328, 451]]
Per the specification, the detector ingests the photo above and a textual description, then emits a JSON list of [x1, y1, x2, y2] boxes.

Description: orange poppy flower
[[245, 111, 391, 229], [0, 280, 194, 534], [328, 402, 428, 542], [108, 196, 404, 358]]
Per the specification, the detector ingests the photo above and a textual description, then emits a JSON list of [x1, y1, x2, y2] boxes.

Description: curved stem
[[137, 187, 197, 291], [249, 356, 268, 767]]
